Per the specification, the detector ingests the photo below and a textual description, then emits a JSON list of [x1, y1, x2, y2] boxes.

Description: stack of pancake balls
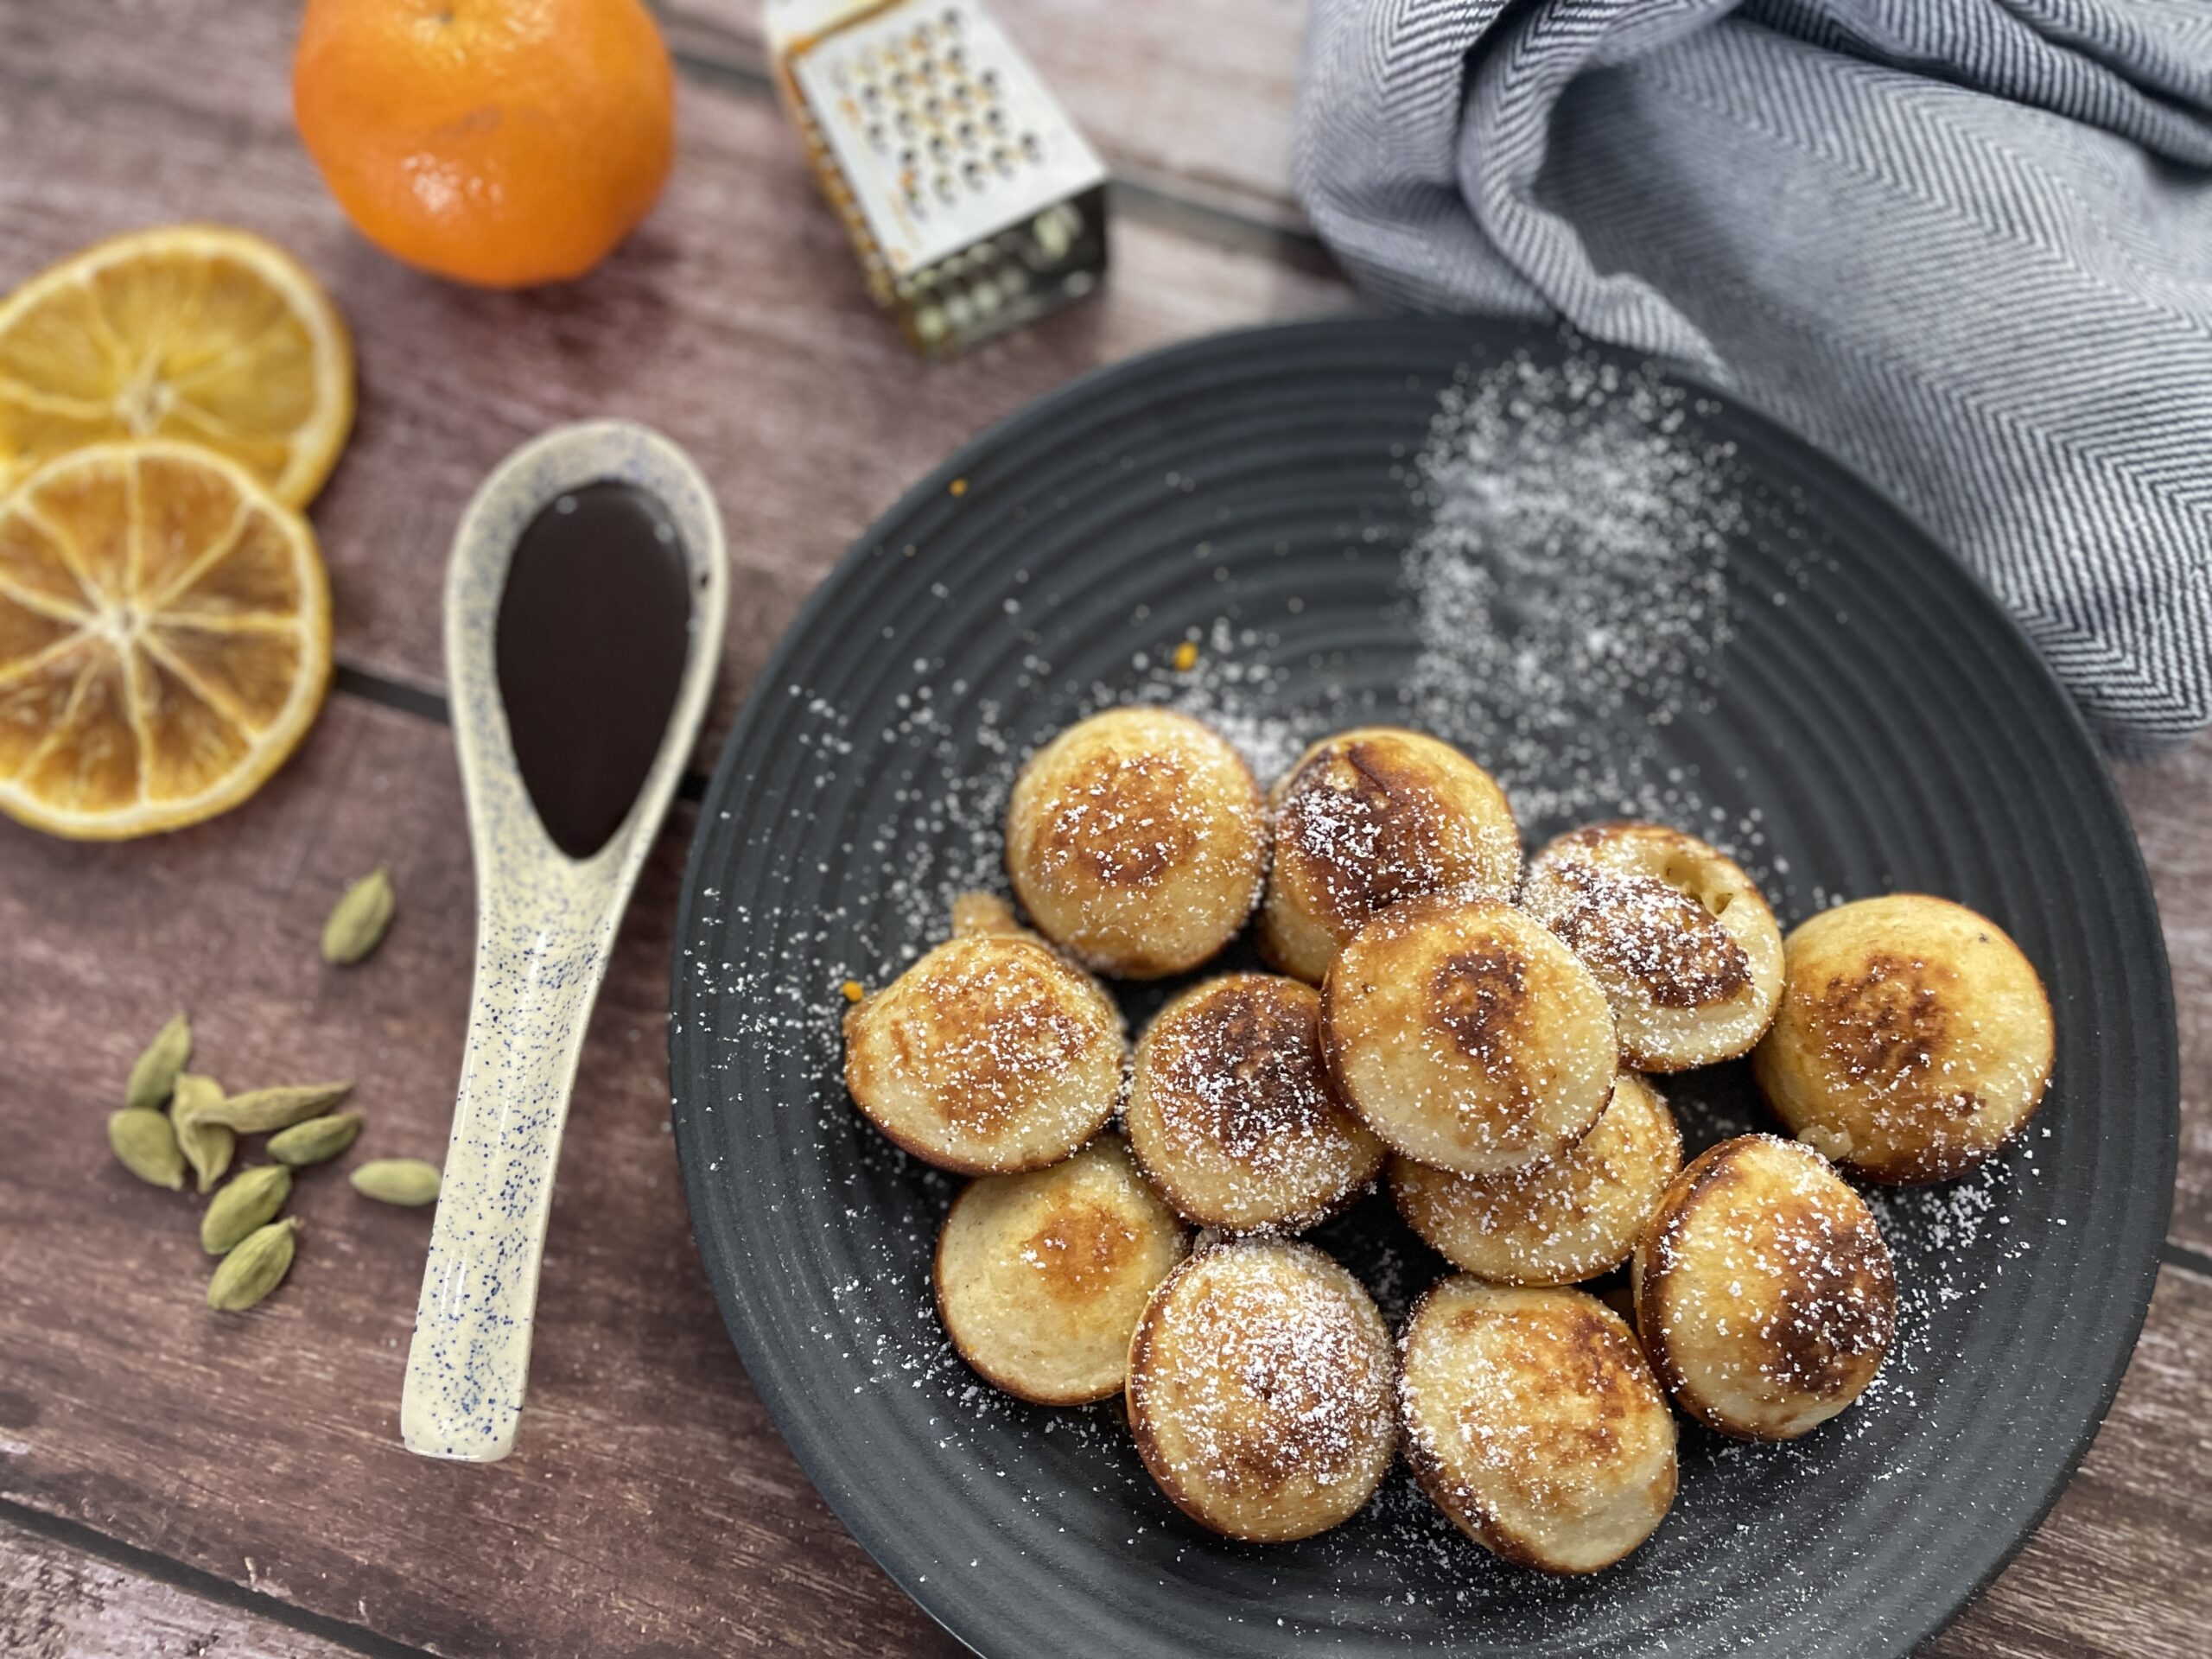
[[842, 709, 2055, 1571]]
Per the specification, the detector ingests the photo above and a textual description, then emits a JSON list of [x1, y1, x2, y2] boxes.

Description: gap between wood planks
[[15, 18, 2198, 1657], [0, 1499, 436, 1659]]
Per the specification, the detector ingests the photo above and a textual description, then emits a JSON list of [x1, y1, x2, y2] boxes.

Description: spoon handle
[[400, 896, 613, 1461]]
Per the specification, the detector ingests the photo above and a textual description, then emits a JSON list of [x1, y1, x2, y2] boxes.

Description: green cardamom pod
[[170, 1072, 236, 1193], [108, 1109, 185, 1190], [124, 1011, 192, 1112], [266, 1109, 364, 1167], [321, 867, 396, 965], [349, 1158, 441, 1207], [206, 1217, 300, 1312], [200, 1165, 293, 1255], [188, 1080, 354, 1135]]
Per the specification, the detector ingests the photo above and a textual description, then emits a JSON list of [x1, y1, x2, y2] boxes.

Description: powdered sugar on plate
[[1398, 353, 1741, 830]]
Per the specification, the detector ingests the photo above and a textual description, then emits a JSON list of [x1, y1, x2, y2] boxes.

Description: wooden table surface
[[3, 3, 2207, 1656]]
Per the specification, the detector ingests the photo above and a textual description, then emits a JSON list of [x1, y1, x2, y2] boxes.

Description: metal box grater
[[766, 0, 1109, 356]]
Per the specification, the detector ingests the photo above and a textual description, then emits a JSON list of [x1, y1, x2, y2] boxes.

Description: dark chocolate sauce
[[494, 480, 692, 860]]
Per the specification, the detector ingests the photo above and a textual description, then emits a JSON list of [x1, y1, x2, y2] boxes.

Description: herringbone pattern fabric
[[1297, 0, 2212, 753]]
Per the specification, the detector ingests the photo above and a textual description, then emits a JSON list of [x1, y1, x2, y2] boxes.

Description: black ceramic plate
[[670, 318, 2177, 1658]]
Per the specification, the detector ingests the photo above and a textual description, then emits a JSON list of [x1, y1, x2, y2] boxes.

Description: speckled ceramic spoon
[[402, 421, 727, 1462]]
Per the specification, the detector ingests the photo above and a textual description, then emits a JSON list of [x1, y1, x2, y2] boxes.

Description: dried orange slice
[[0, 442, 332, 838], [0, 226, 353, 507]]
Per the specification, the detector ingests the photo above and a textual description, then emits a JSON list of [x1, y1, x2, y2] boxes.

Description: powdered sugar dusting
[[1128, 1242, 1397, 1534], [1400, 353, 1742, 831], [1131, 976, 1382, 1234], [671, 341, 2063, 1648]]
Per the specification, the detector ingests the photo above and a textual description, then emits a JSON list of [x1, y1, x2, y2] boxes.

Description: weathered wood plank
[[0, 697, 953, 1659], [2, 3, 2207, 1656], [2114, 743, 2212, 1259], [0, 0, 1352, 749], [0, 1516, 372, 1659], [654, 0, 1311, 230]]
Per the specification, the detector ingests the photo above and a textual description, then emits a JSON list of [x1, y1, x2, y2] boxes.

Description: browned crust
[[1547, 868, 1749, 1011], [1397, 1283, 1674, 1574], [1124, 1251, 1230, 1535], [846, 1085, 1111, 1178], [1319, 903, 1605, 1173], [1005, 708, 1268, 979], [1392, 1076, 1684, 1285], [932, 1181, 1124, 1407], [1761, 893, 2056, 1185], [1395, 1282, 1548, 1569], [1142, 975, 1326, 1147], [934, 1158, 1189, 1408], [1274, 729, 1472, 931], [839, 935, 1123, 1174], [1309, 898, 1610, 1167], [1425, 943, 1534, 1068], [1633, 1136, 1756, 1437], [1634, 1134, 1895, 1440], [1128, 974, 1381, 1232], [1801, 950, 1961, 1098], [1760, 1198, 1895, 1398], [1037, 744, 1198, 889], [1530, 822, 1758, 1025], [1123, 1245, 1393, 1543]]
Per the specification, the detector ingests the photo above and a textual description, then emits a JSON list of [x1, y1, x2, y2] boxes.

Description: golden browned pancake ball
[[1390, 1071, 1682, 1286], [1521, 822, 1783, 1073], [1259, 727, 1522, 984], [1125, 1238, 1396, 1542], [1127, 974, 1386, 1234], [1401, 1279, 1677, 1573], [842, 932, 1125, 1174], [1752, 893, 2055, 1185], [1634, 1135, 1896, 1440], [933, 1135, 1188, 1406], [1321, 893, 1618, 1178], [1004, 708, 1268, 979]]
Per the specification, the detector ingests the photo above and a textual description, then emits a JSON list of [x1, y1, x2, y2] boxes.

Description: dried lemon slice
[[0, 442, 332, 838], [0, 226, 353, 507]]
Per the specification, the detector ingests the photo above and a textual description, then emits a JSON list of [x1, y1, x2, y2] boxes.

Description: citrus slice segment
[[0, 442, 332, 838], [0, 226, 354, 507]]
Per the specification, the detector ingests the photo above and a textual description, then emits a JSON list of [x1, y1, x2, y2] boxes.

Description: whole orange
[[293, 0, 675, 288]]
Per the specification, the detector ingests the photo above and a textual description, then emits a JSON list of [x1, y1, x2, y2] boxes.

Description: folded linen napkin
[[1297, 0, 2212, 753]]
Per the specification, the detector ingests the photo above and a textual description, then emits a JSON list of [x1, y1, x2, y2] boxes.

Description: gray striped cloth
[[1296, 0, 2212, 753]]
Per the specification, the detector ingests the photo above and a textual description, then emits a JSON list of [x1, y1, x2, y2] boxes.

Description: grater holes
[[836, 22, 1033, 212]]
